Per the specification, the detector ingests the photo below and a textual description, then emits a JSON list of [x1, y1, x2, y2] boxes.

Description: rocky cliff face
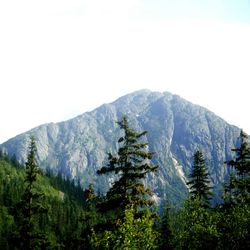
[[0, 90, 240, 203]]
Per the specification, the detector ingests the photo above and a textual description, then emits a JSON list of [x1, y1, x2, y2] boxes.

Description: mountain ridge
[[0, 90, 240, 203]]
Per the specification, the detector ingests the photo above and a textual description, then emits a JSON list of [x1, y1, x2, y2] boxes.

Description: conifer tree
[[0, 149, 3, 159], [217, 130, 250, 249], [12, 136, 48, 249], [97, 116, 158, 220], [187, 150, 211, 207], [225, 130, 250, 203], [159, 205, 174, 250]]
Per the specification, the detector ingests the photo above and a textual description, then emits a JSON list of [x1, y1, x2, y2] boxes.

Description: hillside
[[0, 90, 240, 203], [0, 154, 88, 249]]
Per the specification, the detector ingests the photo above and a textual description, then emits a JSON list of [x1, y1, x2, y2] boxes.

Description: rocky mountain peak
[[0, 90, 240, 203]]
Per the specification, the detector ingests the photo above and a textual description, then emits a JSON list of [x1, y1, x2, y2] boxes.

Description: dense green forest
[[0, 117, 249, 249]]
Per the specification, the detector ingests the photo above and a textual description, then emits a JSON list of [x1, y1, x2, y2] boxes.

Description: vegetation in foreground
[[0, 116, 249, 249]]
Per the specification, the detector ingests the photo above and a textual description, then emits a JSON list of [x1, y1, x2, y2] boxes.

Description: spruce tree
[[12, 136, 48, 249], [97, 116, 158, 221], [159, 205, 174, 250], [225, 130, 250, 203], [212, 131, 250, 250], [187, 150, 211, 207]]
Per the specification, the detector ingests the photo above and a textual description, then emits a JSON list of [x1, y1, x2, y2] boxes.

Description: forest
[[0, 116, 249, 249]]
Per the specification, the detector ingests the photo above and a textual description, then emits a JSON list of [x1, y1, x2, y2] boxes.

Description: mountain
[[0, 90, 240, 203]]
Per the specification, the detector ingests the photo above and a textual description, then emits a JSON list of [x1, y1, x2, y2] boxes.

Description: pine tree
[[97, 116, 158, 221], [159, 204, 174, 250], [78, 185, 100, 250], [187, 150, 211, 207], [217, 130, 250, 249], [225, 130, 250, 203], [0, 149, 3, 159], [12, 136, 48, 249]]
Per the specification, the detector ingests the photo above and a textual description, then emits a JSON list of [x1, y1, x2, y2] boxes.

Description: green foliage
[[218, 130, 250, 249], [46, 170, 85, 206], [174, 198, 219, 250], [90, 206, 159, 250], [0, 145, 86, 249], [158, 204, 174, 250], [11, 137, 49, 249], [0, 206, 14, 250], [75, 186, 104, 250], [97, 116, 158, 222], [187, 150, 212, 207], [216, 202, 250, 249], [1, 120, 250, 249], [225, 130, 250, 203]]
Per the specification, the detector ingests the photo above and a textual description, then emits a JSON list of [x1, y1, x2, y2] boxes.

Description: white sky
[[0, 0, 250, 143]]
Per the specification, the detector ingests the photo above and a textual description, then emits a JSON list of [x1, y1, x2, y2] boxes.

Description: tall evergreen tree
[[159, 204, 174, 250], [187, 150, 211, 207], [225, 130, 250, 203], [97, 116, 158, 220], [217, 130, 250, 249], [12, 136, 48, 249]]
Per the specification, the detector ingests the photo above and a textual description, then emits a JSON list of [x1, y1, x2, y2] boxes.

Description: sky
[[0, 0, 250, 143]]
